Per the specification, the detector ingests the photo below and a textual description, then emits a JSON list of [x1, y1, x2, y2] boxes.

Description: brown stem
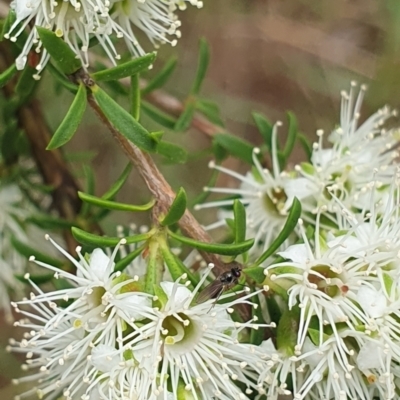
[[0, 44, 99, 256], [87, 93, 226, 276]]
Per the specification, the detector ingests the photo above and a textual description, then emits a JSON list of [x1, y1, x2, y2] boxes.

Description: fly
[[196, 262, 242, 305]]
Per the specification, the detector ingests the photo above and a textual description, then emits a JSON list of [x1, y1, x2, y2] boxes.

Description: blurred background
[[1, 0, 400, 396]]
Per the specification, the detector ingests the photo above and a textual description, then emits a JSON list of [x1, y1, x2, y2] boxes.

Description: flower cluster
[[195, 82, 400, 399], [10, 236, 274, 400], [197, 82, 400, 259], [5, 0, 203, 78]]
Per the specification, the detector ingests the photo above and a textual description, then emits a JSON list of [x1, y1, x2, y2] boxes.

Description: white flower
[[296, 82, 399, 219], [195, 123, 313, 255], [6, 0, 203, 77], [265, 217, 368, 353], [109, 267, 273, 399]]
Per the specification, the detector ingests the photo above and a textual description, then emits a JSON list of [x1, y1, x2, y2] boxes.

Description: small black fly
[[196, 263, 242, 305]]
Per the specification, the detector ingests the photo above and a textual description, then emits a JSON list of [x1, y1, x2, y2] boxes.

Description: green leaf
[[196, 99, 224, 126], [15, 65, 38, 103], [1, 11, 16, 41], [11, 237, 64, 268], [142, 101, 177, 129], [282, 111, 298, 161], [91, 53, 156, 81], [156, 141, 188, 163], [15, 272, 55, 285], [243, 266, 265, 284], [191, 38, 210, 95], [160, 187, 187, 226], [159, 239, 197, 287], [102, 163, 132, 200], [71, 227, 151, 247], [0, 63, 17, 88], [27, 214, 74, 230], [91, 85, 157, 152], [1, 123, 22, 165], [250, 292, 265, 345], [213, 133, 254, 164], [276, 307, 299, 356], [130, 74, 140, 120], [142, 56, 177, 95], [255, 197, 302, 266], [114, 244, 146, 273], [47, 83, 87, 149], [298, 133, 312, 161], [168, 230, 254, 256], [212, 141, 228, 162], [153, 284, 169, 308], [174, 100, 196, 132], [78, 191, 155, 212], [36, 27, 82, 75], [144, 239, 163, 295], [47, 63, 79, 94], [308, 328, 330, 346], [253, 112, 273, 151], [233, 199, 246, 244]]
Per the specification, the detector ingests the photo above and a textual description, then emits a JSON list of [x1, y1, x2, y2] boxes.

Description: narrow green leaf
[[142, 56, 177, 95], [144, 239, 163, 295], [142, 101, 176, 129], [91, 85, 157, 152], [1, 11, 16, 41], [114, 244, 146, 273], [298, 133, 312, 161], [213, 133, 254, 164], [27, 214, 74, 230], [243, 266, 265, 283], [191, 38, 210, 95], [212, 141, 228, 162], [47, 83, 87, 149], [159, 239, 197, 287], [233, 199, 246, 244], [0, 63, 17, 88], [71, 227, 151, 247], [102, 163, 132, 200], [168, 230, 254, 256], [91, 53, 156, 81], [174, 100, 196, 132], [282, 111, 298, 160], [255, 198, 302, 266], [276, 307, 300, 356], [196, 99, 224, 126], [47, 63, 78, 94], [36, 27, 82, 75], [78, 191, 155, 212], [156, 141, 187, 164], [160, 187, 187, 226], [253, 112, 273, 151], [153, 284, 168, 308], [15, 272, 55, 285], [250, 292, 265, 345], [11, 237, 64, 268], [15, 65, 37, 103], [130, 74, 140, 120], [1, 124, 22, 164]]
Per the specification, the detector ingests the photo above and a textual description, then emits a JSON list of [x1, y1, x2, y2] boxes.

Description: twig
[[86, 91, 226, 276]]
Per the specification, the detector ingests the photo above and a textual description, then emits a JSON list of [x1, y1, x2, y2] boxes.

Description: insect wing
[[196, 279, 224, 304]]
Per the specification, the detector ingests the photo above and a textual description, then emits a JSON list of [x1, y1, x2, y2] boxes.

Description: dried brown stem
[[87, 92, 226, 276]]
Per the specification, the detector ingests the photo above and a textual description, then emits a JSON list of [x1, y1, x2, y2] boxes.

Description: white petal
[[357, 341, 384, 370], [284, 177, 317, 201], [278, 243, 309, 264], [90, 345, 120, 373], [357, 286, 387, 318], [89, 249, 114, 280], [161, 281, 191, 303], [120, 295, 151, 320], [327, 234, 365, 256], [12, 0, 40, 20]]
